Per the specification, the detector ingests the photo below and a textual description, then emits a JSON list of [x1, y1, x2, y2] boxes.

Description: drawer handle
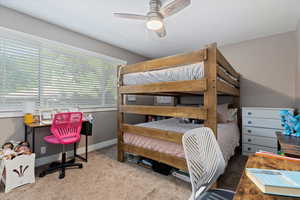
[[248, 147, 251, 151], [248, 139, 252, 142], [248, 112, 252, 115], [248, 121, 252, 124], [248, 130, 252, 133]]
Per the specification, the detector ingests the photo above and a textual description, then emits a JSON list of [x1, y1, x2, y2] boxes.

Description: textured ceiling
[[0, 0, 300, 58]]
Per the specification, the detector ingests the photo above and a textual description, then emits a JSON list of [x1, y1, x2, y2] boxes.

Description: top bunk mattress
[[123, 62, 204, 85], [124, 118, 240, 164]]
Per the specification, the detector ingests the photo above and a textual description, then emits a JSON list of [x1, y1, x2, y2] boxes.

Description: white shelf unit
[[242, 107, 294, 156]]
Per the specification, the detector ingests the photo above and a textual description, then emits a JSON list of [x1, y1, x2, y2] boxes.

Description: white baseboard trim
[[35, 138, 117, 167]]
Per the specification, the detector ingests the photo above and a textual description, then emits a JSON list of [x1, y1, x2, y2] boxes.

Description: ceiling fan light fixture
[[114, 0, 191, 38], [146, 16, 163, 30]]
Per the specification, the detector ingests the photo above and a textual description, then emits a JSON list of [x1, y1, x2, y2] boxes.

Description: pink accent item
[[44, 112, 83, 145], [123, 121, 240, 163]]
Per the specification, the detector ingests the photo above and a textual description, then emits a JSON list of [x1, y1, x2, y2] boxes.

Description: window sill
[[0, 107, 118, 119], [82, 107, 118, 113]]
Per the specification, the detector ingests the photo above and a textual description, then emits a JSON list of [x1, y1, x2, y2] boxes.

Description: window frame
[[0, 27, 126, 118]]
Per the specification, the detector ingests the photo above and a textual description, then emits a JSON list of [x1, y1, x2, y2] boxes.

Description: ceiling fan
[[113, 0, 191, 38]]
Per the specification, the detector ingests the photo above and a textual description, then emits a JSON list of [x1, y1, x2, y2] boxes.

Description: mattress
[[123, 118, 240, 164], [123, 62, 204, 85]]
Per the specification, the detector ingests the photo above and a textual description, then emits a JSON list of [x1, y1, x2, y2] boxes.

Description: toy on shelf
[[279, 110, 300, 137]]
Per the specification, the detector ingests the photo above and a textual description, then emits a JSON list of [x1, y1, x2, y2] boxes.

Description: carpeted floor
[[0, 145, 247, 200]]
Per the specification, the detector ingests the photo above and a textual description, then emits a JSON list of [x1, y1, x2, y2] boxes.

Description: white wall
[[219, 32, 297, 108], [296, 21, 300, 107], [181, 32, 298, 108]]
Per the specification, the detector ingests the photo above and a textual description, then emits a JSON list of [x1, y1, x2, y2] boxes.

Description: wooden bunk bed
[[117, 43, 240, 171]]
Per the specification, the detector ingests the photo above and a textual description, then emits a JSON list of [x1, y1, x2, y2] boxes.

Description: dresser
[[242, 107, 294, 156]]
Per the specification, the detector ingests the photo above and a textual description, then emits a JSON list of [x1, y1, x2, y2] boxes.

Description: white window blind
[[0, 28, 124, 115], [0, 33, 39, 112]]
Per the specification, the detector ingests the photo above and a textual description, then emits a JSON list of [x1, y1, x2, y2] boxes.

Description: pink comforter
[[123, 118, 240, 163]]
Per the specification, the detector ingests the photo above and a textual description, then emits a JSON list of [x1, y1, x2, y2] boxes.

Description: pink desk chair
[[39, 112, 83, 179]]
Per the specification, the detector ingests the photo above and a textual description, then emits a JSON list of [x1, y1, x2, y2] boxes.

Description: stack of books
[[246, 168, 300, 197]]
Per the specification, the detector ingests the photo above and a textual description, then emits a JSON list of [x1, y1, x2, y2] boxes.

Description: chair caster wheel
[[59, 173, 65, 179], [78, 164, 83, 169], [39, 171, 46, 177]]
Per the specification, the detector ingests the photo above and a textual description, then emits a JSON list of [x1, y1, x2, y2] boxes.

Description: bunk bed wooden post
[[117, 65, 125, 162], [204, 43, 218, 137], [233, 76, 242, 144]]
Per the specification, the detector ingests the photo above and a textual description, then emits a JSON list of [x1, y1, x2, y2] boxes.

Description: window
[[0, 27, 125, 116]]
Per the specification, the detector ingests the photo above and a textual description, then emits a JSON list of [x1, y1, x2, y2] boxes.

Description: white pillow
[[228, 108, 238, 122], [217, 104, 230, 123]]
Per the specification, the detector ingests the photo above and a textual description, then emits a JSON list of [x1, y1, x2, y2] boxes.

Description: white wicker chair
[[182, 127, 235, 200]]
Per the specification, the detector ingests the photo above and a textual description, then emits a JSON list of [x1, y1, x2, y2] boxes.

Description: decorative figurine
[[280, 110, 300, 137]]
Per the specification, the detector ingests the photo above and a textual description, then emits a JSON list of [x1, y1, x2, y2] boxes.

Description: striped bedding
[[123, 62, 204, 85]]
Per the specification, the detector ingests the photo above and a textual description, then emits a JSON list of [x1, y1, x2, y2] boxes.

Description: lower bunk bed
[[123, 118, 240, 171]]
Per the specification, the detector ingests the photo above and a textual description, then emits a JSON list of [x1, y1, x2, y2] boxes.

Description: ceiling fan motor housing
[[114, 0, 191, 37], [147, 0, 164, 22], [149, 0, 161, 12]]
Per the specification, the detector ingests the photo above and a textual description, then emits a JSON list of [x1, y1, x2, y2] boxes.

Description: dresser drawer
[[242, 127, 280, 138], [243, 134, 277, 148], [242, 144, 277, 155], [243, 117, 282, 129], [242, 108, 293, 119]]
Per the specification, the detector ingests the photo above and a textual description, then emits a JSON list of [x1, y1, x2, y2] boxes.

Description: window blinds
[[0, 28, 123, 113], [0, 33, 39, 112]]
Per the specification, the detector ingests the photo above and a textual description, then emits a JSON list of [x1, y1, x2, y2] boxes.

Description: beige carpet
[[0, 146, 191, 200], [0, 145, 247, 200]]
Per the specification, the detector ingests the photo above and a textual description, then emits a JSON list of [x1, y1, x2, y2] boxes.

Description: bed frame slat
[[122, 124, 183, 144], [216, 49, 240, 79], [121, 49, 207, 74], [120, 79, 207, 94], [217, 66, 239, 87], [120, 105, 207, 120], [217, 80, 240, 96]]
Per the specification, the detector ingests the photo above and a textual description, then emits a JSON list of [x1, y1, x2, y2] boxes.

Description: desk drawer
[[242, 144, 277, 156], [242, 108, 293, 119], [243, 118, 282, 129], [243, 134, 277, 148], [242, 127, 280, 138]]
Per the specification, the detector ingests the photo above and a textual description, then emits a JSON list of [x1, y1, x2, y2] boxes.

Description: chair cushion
[[44, 135, 80, 145]]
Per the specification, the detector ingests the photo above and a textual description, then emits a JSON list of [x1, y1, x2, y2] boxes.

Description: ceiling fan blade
[[154, 26, 167, 38], [160, 0, 191, 17], [113, 13, 148, 20]]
